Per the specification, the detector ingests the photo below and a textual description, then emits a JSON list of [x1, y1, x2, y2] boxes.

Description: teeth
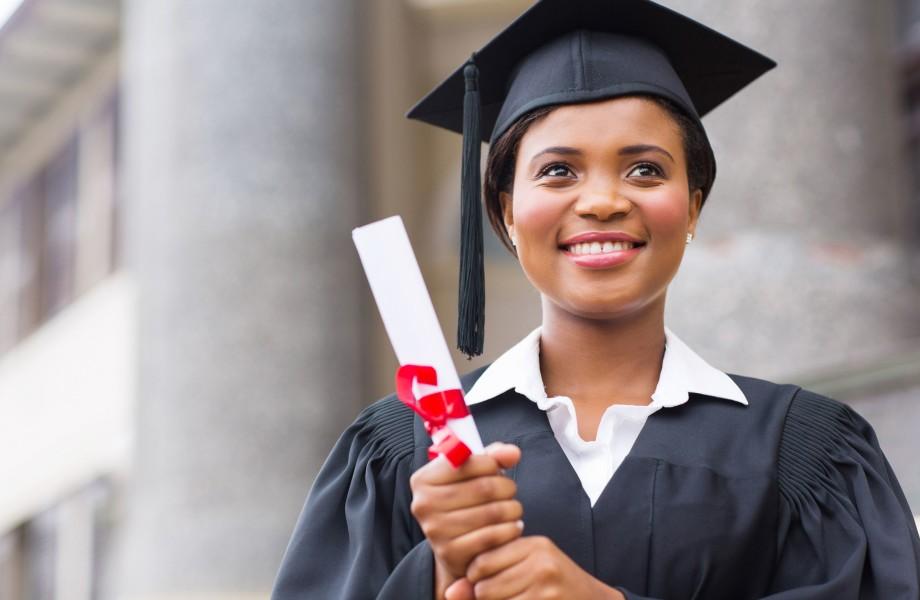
[[566, 241, 637, 255]]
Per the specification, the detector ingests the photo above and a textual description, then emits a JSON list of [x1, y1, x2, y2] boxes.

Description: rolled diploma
[[352, 215, 484, 454]]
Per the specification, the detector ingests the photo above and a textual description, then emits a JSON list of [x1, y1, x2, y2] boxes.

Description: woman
[[271, 1, 920, 599]]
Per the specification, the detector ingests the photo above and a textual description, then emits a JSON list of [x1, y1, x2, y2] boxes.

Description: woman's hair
[[483, 95, 717, 253]]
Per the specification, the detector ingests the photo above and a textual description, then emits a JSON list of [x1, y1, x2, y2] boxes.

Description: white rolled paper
[[352, 215, 484, 454]]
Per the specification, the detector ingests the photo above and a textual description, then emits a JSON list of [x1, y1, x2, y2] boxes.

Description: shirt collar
[[465, 326, 747, 408]]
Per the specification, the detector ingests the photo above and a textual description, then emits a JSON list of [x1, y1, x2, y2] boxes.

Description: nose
[[573, 182, 633, 221]]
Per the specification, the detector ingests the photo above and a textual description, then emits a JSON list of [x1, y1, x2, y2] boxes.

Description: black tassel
[[458, 58, 484, 358]]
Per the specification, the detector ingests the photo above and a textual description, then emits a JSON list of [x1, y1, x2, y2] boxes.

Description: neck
[[539, 296, 666, 410]]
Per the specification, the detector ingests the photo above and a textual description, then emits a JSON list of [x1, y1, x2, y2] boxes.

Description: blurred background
[[0, 0, 918, 598]]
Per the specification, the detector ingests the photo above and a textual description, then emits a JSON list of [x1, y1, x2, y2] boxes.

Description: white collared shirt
[[465, 327, 748, 506]]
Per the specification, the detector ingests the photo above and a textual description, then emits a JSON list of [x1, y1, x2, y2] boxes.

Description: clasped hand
[[409, 443, 624, 600]]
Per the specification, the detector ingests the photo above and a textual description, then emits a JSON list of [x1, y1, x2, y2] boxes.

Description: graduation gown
[[270, 368, 920, 599]]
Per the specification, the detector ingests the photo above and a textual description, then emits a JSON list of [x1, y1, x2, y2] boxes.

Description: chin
[[552, 292, 652, 321]]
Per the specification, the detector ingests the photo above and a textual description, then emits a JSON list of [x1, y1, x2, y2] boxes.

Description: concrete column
[[115, 1, 366, 596], [657, 0, 920, 379]]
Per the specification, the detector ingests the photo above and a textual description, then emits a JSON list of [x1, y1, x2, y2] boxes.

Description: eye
[[537, 162, 575, 178], [626, 162, 664, 178]]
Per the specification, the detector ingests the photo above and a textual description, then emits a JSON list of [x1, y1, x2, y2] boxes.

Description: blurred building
[[0, 0, 915, 598], [0, 0, 121, 597]]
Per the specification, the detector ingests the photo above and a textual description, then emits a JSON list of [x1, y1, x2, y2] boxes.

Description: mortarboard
[[407, 0, 776, 358]]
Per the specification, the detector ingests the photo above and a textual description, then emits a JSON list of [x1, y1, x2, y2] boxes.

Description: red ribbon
[[395, 364, 472, 467]]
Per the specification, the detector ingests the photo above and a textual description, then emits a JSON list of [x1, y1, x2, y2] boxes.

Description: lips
[[560, 229, 644, 243], [558, 231, 646, 269], [566, 240, 640, 255]]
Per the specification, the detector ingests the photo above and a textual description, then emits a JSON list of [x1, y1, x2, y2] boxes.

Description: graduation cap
[[407, 0, 776, 358]]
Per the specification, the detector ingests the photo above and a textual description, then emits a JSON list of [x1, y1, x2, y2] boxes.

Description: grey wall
[[656, 0, 920, 380]]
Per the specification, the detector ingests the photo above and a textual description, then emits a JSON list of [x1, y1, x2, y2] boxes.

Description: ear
[[500, 190, 514, 241], [687, 189, 703, 237]]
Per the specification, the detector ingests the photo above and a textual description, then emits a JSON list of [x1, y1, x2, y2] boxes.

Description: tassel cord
[[458, 58, 485, 357]]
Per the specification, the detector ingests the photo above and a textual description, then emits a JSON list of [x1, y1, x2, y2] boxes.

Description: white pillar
[[116, 0, 366, 596]]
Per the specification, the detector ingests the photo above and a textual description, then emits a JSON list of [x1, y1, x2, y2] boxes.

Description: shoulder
[[726, 375, 870, 456], [690, 376, 887, 501], [725, 373, 866, 453], [677, 373, 799, 446], [729, 377, 892, 510], [349, 392, 416, 462], [727, 373, 800, 415], [721, 373, 861, 436], [671, 374, 861, 476], [345, 365, 490, 461], [774, 386, 883, 508]]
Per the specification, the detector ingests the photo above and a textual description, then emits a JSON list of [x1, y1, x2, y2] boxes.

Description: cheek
[[513, 190, 567, 239], [640, 189, 690, 237]]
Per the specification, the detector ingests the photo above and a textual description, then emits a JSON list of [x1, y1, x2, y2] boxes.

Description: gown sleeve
[[617, 389, 920, 600], [270, 396, 434, 600]]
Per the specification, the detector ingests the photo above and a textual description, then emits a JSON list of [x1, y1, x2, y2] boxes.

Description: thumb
[[444, 577, 475, 600], [484, 442, 521, 470]]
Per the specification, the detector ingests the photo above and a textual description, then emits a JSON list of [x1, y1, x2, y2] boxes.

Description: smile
[[559, 237, 646, 269], [557, 231, 647, 269], [564, 241, 641, 255]]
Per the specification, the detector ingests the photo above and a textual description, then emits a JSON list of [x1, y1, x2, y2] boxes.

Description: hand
[[409, 442, 524, 597], [449, 535, 626, 600]]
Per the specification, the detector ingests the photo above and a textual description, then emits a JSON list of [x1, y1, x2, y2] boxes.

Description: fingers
[[423, 499, 524, 540], [484, 442, 522, 470], [471, 556, 533, 600], [468, 536, 594, 600], [411, 452, 502, 487], [437, 520, 523, 569], [444, 577, 475, 600], [412, 475, 518, 518], [409, 442, 524, 582], [466, 535, 531, 583], [410, 443, 521, 488]]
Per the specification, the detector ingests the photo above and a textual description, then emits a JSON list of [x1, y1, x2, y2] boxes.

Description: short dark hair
[[483, 96, 717, 253]]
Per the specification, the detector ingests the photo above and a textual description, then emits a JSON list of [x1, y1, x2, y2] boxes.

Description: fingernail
[[516, 519, 524, 530]]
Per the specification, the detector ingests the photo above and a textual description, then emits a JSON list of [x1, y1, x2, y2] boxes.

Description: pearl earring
[[686, 232, 693, 245]]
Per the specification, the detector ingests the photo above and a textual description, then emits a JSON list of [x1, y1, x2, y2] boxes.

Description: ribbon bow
[[395, 364, 472, 467]]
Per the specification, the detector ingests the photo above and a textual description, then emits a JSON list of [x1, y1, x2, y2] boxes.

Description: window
[[0, 90, 119, 356], [0, 529, 23, 600], [76, 94, 118, 293], [0, 196, 20, 354], [40, 136, 79, 320], [0, 479, 112, 600]]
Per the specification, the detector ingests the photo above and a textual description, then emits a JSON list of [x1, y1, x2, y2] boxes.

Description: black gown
[[270, 367, 920, 599]]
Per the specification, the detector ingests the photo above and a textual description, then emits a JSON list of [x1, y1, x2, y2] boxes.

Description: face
[[501, 96, 702, 321]]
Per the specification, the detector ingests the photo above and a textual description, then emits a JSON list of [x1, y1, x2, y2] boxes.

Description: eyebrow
[[528, 146, 582, 166], [619, 144, 675, 162], [528, 144, 675, 167]]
